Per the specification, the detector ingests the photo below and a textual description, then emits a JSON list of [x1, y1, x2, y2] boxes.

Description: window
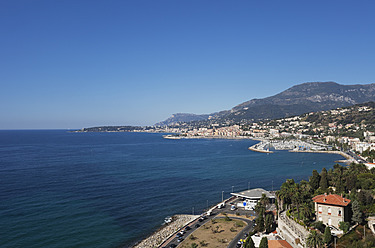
[[338, 210, 342, 216], [318, 206, 322, 213], [319, 216, 322, 221], [328, 218, 332, 226], [328, 207, 331, 215]]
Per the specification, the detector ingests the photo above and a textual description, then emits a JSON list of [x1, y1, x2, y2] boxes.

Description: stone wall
[[277, 211, 309, 248]]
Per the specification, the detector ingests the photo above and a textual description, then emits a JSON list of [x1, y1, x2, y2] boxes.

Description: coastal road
[[225, 217, 254, 248], [160, 198, 256, 248]]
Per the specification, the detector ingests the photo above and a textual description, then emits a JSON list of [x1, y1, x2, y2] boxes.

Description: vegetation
[[254, 194, 274, 233], [259, 237, 268, 248], [275, 161, 375, 247], [323, 226, 332, 245], [336, 225, 375, 248], [306, 230, 323, 248], [243, 236, 255, 248]]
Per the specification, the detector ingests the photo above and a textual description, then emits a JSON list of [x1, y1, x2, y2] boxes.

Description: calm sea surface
[[0, 130, 343, 248]]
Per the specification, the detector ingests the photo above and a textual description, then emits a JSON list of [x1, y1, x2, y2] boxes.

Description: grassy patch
[[179, 218, 247, 248]]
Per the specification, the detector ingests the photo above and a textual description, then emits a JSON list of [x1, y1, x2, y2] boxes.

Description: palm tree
[[277, 179, 295, 210], [291, 183, 302, 220], [306, 230, 324, 248], [300, 202, 312, 222]]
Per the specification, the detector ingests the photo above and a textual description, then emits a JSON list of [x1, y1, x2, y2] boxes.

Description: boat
[[164, 216, 172, 224], [163, 135, 181, 140]]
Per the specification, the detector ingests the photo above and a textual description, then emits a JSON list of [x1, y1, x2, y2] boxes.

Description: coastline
[[132, 215, 199, 248], [289, 150, 355, 161]]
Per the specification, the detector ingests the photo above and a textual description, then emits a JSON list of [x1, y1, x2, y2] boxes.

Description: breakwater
[[133, 215, 198, 248]]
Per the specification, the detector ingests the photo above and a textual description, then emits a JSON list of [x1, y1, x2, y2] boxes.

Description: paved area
[[160, 197, 257, 248]]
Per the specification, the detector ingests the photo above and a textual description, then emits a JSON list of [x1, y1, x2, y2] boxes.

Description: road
[[160, 198, 257, 248]]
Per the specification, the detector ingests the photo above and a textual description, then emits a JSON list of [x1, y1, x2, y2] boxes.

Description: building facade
[[312, 193, 351, 229]]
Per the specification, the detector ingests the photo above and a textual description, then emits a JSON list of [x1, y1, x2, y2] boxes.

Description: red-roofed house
[[268, 240, 293, 248], [312, 193, 351, 229]]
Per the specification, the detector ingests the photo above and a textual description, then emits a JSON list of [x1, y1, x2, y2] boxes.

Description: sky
[[1, 1, 375, 129]]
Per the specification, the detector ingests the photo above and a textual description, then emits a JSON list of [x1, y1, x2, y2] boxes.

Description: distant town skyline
[[1, 1, 375, 129]]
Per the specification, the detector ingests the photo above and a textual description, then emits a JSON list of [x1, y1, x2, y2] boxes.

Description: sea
[[0, 130, 344, 248]]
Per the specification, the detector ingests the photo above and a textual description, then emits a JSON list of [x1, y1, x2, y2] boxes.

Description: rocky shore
[[133, 214, 199, 248]]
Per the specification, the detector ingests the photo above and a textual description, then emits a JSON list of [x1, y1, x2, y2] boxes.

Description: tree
[[256, 214, 265, 232], [277, 179, 295, 210], [244, 236, 255, 248], [351, 200, 363, 224], [300, 202, 313, 222], [310, 169, 321, 190], [265, 213, 274, 233], [259, 237, 268, 248], [319, 168, 328, 190], [323, 226, 332, 245], [306, 230, 324, 248], [339, 221, 350, 233]]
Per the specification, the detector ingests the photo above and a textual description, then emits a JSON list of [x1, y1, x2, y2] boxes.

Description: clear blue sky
[[1, 1, 374, 129]]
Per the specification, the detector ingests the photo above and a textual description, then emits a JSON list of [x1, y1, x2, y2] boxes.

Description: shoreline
[[289, 150, 355, 161], [131, 214, 199, 248]]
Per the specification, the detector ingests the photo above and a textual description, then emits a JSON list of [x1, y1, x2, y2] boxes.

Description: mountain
[[155, 113, 212, 126], [157, 82, 375, 125]]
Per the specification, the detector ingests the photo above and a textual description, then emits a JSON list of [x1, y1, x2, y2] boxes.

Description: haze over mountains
[[156, 82, 375, 126]]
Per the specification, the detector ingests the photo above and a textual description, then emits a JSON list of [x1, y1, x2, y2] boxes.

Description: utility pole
[[334, 236, 336, 248]]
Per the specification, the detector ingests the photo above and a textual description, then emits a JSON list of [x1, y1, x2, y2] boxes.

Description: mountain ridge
[[156, 81, 375, 126]]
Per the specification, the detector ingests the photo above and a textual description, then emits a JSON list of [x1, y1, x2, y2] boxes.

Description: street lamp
[[222, 191, 224, 202]]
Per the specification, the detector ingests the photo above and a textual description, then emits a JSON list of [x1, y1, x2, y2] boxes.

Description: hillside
[[157, 82, 375, 126]]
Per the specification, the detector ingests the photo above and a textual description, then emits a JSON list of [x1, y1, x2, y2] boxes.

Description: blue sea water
[[0, 130, 344, 248]]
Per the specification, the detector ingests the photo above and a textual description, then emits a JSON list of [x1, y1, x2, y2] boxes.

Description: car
[[177, 238, 184, 242], [169, 244, 177, 248], [179, 230, 185, 235], [231, 205, 236, 211], [184, 226, 191, 231], [194, 224, 200, 228]]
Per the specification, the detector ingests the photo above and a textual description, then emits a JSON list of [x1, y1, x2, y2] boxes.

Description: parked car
[[184, 226, 191, 231], [194, 224, 200, 228], [177, 238, 184, 242]]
